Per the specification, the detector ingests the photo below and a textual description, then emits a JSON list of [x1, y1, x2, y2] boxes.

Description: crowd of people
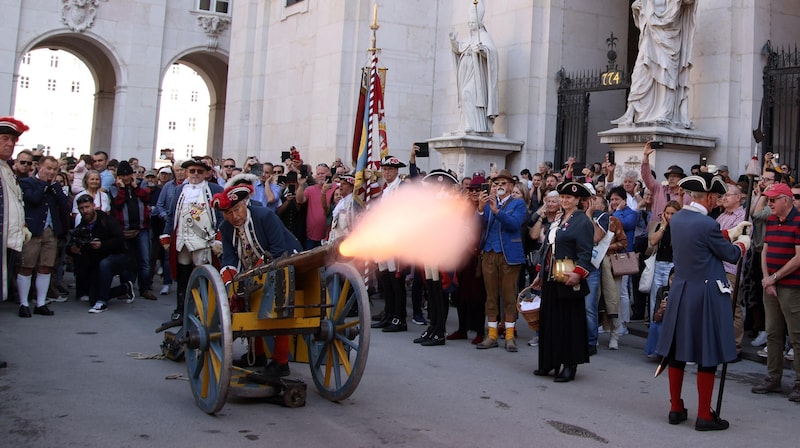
[[2, 115, 799, 430]]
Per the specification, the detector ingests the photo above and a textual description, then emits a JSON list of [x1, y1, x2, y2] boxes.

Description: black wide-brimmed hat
[[557, 181, 593, 198], [678, 173, 727, 195], [663, 165, 687, 179]]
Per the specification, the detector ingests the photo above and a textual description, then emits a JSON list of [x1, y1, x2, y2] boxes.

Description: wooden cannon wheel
[[305, 262, 370, 402], [183, 264, 233, 414]]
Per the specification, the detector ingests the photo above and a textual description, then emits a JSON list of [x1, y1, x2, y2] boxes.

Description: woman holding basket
[[531, 181, 594, 383]]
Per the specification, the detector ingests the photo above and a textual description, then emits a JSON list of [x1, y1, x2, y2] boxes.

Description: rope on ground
[[127, 352, 166, 360], [165, 373, 189, 381]]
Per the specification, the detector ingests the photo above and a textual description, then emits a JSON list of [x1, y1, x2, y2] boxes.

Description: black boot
[[173, 263, 193, 321], [554, 365, 576, 383], [533, 366, 558, 377]]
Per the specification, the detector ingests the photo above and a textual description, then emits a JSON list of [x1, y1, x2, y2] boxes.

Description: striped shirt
[[764, 207, 800, 288]]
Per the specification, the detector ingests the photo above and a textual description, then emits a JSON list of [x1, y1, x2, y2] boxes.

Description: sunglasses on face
[[768, 196, 788, 203], [17, 160, 33, 166], [187, 168, 205, 174], [223, 165, 235, 168]]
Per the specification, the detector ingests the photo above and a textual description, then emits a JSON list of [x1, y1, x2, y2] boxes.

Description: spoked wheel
[[305, 262, 370, 401], [183, 264, 232, 414]]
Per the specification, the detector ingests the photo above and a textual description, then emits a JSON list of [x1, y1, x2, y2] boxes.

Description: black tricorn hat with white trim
[[678, 172, 728, 195]]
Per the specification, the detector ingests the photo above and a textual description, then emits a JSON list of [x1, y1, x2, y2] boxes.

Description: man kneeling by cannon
[[212, 183, 303, 377]]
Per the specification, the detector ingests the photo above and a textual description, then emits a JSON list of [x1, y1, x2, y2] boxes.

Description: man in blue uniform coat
[[655, 171, 751, 431]]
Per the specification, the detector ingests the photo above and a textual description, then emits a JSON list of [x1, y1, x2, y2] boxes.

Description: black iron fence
[[763, 44, 800, 176]]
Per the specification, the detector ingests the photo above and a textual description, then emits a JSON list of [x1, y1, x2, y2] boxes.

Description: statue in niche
[[449, 0, 499, 135], [612, 0, 697, 128]]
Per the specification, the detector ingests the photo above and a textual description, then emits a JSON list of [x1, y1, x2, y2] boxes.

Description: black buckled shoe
[[695, 410, 729, 431], [413, 328, 434, 343], [420, 334, 446, 346], [263, 360, 291, 378], [170, 310, 183, 322], [382, 318, 407, 332], [668, 400, 688, 425]]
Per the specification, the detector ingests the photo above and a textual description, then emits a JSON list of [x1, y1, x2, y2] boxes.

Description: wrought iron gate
[[762, 43, 800, 175], [555, 34, 631, 167]]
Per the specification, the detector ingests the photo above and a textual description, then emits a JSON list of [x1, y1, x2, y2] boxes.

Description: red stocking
[[668, 366, 685, 412], [697, 371, 715, 420]]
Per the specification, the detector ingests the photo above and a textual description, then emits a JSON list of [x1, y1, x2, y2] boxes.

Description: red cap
[[762, 183, 793, 198]]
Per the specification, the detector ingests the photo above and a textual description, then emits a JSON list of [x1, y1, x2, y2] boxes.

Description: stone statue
[[449, 0, 499, 135], [612, 0, 697, 128]]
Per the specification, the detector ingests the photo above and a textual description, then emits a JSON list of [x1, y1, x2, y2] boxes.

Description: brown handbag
[[609, 252, 639, 277]]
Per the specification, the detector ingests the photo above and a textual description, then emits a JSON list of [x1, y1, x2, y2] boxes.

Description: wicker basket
[[517, 286, 540, 332]]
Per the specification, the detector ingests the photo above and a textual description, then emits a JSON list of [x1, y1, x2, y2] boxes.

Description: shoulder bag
[[609, 251, 640, 277]]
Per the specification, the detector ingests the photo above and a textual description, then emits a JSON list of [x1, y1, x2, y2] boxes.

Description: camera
[[288, 184, 297, 195], [414, 142, 429, 157], [481, 183, 491, 195], [326, 175, 332, 183], [606, 151, 615, 165], [70, 227, 93, 247], [281, 151, 291, 161], [651, 141, 665, 149], [774, 153, 780, 160]]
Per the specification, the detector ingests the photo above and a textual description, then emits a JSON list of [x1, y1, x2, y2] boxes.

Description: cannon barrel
[[233, 239, 348, 282]]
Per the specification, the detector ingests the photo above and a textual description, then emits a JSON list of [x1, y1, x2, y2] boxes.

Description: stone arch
[[163, 48, 229, 161], [21, 31, 123, 156]]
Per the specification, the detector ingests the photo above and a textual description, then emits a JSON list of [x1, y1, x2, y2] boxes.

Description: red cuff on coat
[[573, 265, 589, 279], [722, 229, 730, 240]]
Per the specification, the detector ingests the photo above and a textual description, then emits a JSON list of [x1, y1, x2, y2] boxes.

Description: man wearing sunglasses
[[160, 157, 223, 323], [753, 183, 800, 403], [220, 158, 237, 185], [13, 150, 34, 178]]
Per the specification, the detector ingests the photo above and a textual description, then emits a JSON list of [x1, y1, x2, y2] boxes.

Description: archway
[[18, 33, 120, 157], [156, 50, 228, 164]]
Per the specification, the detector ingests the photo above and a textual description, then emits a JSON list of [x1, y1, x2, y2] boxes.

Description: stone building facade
[[1, 1, 799, 177]]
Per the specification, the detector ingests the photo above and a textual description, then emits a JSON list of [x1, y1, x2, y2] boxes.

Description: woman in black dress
[[531, 181, 594, 382]]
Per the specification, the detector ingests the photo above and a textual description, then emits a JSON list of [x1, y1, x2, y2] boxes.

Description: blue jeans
[[584, 269, 601, 347], [90, 253, 132, 303], [648, 260, 673, 321], [127, 230, 152, 293]]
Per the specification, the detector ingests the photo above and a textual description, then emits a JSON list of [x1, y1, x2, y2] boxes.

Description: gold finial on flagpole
[[369, 3, 380, 52], [371, 4, 379, 30]]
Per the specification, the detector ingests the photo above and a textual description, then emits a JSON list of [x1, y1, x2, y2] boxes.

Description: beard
[[496, 187, 506, 196]]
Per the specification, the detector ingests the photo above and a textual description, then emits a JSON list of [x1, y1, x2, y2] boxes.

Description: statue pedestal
[[598, 126, 717, 180], [428, 133, 524, 179]]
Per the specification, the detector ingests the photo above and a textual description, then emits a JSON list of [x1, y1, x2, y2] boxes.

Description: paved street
[[0, 274, 796, 448]]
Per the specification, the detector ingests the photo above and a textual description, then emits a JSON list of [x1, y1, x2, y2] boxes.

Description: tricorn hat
[[212, 184, 254, 210], [678, 173, 728, 195], [0, 116, 29, 138], [380, 155, 406, 168], [181, 157, 211, 171], [423, 169, 458, 185]]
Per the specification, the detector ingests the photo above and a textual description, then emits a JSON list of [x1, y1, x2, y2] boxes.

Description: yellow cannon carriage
[[175, 244, 369, 414]]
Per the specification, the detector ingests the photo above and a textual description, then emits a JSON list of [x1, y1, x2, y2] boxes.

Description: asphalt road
[[0, 274, 796, 448]]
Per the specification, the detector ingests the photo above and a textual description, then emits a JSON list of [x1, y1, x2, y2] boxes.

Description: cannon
[[163, 244, 370, 414]]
